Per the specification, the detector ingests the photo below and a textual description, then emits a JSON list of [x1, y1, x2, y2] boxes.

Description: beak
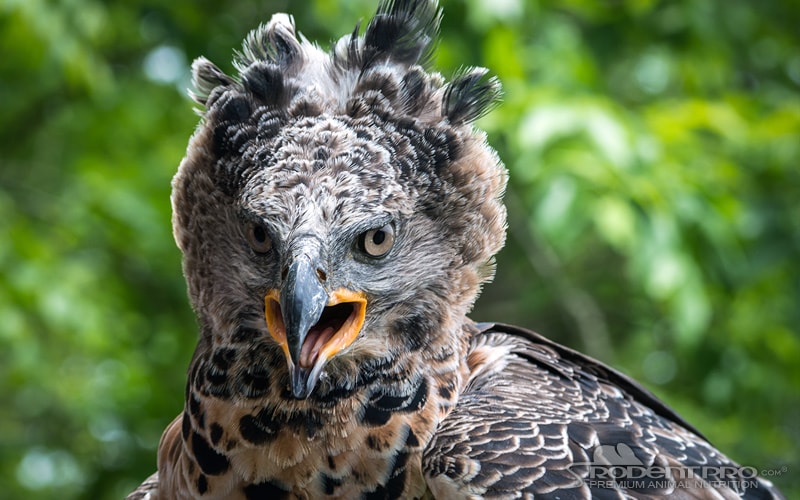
[[264, 257, 366, 399]]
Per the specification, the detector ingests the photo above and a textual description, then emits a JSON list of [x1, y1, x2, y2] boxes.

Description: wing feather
[[423, 322, 783, 500], [125, 472, 158, 500]]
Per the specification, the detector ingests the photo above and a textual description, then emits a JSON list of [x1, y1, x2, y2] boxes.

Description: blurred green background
[[1, 0, 798, 498]]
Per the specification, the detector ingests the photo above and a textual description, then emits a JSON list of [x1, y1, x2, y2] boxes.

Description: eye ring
[[246, 222, 273, 253], [357, 223, 395, 258]]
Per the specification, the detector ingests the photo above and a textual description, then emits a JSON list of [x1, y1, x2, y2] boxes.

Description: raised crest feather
[[361, 0, 442, 68], [234, 14, 301, 71], [443, 68, 502, 124], [189, 57, 235, 106]]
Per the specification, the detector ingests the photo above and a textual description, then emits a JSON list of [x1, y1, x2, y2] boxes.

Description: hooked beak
[[264, 257, 366, 399]]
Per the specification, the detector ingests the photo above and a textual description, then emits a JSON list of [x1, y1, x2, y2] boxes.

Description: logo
[[567, 443, 761, 496]]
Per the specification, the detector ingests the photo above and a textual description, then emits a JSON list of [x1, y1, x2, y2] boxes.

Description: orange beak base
[[264, 288, 366, 398]]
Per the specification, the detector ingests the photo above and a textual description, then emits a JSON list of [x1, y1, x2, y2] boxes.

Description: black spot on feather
[[366, 434, 381, 450], [321, 474, 342, 495], [200, 350, 233, 398], [206, 348, 235, 387], [239, 408, 279, 445], [191, 432, 230, 475], [209, 422, 223, 445], [405, 428, 419, 447], [244, 480, 290, 500], [181, 411, 191, 440], [189, 392, 202, 418], [361, 405, 392, 427], [312, 381, 358, 407], [235, 363, 270, 398], [405, 377, 428, 412], [196, 474, 208, 494]]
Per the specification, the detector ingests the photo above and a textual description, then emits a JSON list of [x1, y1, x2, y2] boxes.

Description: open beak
[[264, 257, 366, 399]]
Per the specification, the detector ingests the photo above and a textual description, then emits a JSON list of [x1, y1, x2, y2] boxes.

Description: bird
[[127, 1, 784, 498]]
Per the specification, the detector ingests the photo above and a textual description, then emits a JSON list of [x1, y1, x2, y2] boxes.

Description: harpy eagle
[[128, 1, 784, 498]]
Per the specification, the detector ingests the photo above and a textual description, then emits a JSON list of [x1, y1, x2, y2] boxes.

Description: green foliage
[[1, 0, 797, 497]]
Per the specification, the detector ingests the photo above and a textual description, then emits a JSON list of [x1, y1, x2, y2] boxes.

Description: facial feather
[[173, 3, 507, 357]]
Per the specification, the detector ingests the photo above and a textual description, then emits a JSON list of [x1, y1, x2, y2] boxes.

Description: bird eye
[[246, 223, 273, 253], [357, 223, 395, 258]]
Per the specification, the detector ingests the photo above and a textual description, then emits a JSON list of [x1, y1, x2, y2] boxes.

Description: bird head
[[172, 0, 507, 400]]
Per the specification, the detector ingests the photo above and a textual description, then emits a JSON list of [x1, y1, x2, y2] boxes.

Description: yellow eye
[[358, 223, 395, 258], [246, 223, 273, 253]]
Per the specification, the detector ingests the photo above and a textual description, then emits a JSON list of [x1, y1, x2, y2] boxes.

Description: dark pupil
[[372, 230, 386, 246], [253, 226, 266, 243]]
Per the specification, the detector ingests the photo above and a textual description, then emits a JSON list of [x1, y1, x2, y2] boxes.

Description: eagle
[[128, 1, 784, 498]]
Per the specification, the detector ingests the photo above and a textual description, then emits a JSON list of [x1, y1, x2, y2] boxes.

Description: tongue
[[299, 326, 337, 368]]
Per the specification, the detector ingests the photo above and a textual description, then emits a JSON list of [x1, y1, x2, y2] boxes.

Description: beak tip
[[290, 365, 314, 400], [268, 261, 367, 400]]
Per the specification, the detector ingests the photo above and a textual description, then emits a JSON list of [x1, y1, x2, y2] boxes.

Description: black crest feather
[[362, 0, 442, 69], [443, 68, 502, 124]]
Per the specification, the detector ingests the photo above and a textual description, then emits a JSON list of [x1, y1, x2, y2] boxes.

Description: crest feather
[[443, 68, 502, 124], [190, 57, 236, 106], [234, 14, 301, 71], [189, 1, 501, 128], [361, 0, 442, 69]]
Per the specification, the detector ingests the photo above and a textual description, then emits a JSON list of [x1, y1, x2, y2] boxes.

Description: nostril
[[316, 268, 327, 282], [281, 265, 289, 281]]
